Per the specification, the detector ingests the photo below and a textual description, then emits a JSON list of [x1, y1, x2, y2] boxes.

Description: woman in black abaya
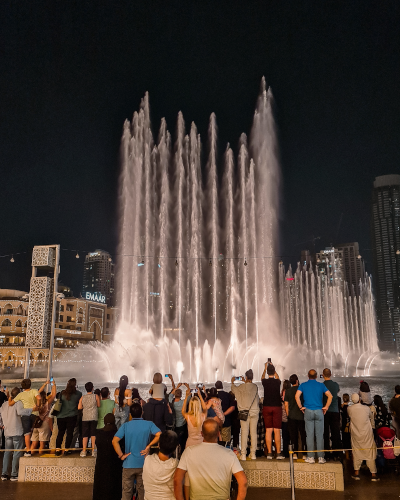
[[92, 413, 122, 500]]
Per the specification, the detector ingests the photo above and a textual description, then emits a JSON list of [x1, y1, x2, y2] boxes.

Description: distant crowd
[[0, 363, 399, 499]]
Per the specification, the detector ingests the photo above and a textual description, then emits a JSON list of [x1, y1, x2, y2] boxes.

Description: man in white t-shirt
[[143, 430, 179, 500], [174, 419, 248, 500]]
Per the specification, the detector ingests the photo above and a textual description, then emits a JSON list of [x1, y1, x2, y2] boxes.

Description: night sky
[[1, 2, 399, 295]]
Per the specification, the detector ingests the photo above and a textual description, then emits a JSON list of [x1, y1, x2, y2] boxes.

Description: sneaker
[[266, 453, 273, 460], [318, 457, 326, 464], [64, 450, 72, 455], [92, 449, 97, 458], [1, 475, 8, 481], [351, 475, 360, 480], [276, 453, 285, 460], [240, 455, 247, 461], [24, 452, 31, 457], [80, 451, 87, 458], [371, 477, 380, 482], [10, 476, 18, 482], [293, 454, 298, 460], [250, 454, 257, 460], [304, 457, 315, 464]]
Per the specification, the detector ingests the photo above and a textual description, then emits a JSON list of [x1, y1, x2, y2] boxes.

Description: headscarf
[[351, 393, 360, 404], [103, 413, 117, 432]]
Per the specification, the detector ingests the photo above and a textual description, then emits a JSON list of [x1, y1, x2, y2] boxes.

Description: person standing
[[114, 375, 133, 430], [8, 378, 48, 456], [97, 387, 116, 430], [347, 393, 379, 481], [112, 403, 161, 500], [215, 381, 236, 445], [174, 419, 248, 500], [30, 380, 57, 455], [295, 369, 332, 464], [93, 413, 122, 500], [168, 385, 187, 454], [284, 374, 306, 460], [261, 362, 283, 459], [389, 385, 400, 438], [322, 368, 342, 460], [78, 382, 101, 457], [55, 378, 82, 455], [143, 430, 179, 500], [0, 387, 35, 481], [231, 369, 259, 461]]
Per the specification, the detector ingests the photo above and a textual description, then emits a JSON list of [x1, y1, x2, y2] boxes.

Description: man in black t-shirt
[[215, 381, 235, 445], [261, 363, 283, 459]]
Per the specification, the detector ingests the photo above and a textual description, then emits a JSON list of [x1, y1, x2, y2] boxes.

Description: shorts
[[82, 420, 97, 438], [220, 426, 231, 443], [263, 406, 282, 429], [21, 414, 37, 435], [31, 419, 52, 442]]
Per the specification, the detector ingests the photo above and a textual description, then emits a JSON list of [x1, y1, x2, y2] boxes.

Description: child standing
[[78, 382, 100, 457]]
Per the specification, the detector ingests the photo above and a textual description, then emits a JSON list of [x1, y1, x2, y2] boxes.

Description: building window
[[66, 304, 74, 311], [107, 314, 110, 319], [66, 316, 72, 322], [2, 319, 11, 327], [59, 315, 64, 322], [60, 305, 64, 312], [107, 322, 109, 328], [76, 327, 82, 331]]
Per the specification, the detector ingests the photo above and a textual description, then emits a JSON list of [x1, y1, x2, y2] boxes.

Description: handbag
[[51, 394, 63, 417], [33, 415, 44, 428], [237, 387, 258, 422]]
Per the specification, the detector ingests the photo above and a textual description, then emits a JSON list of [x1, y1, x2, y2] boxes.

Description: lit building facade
[[0, 289, 118, 368], [336, 242, 365, 296], [83, 250, 115, 306], [371, 174, 400, 354]]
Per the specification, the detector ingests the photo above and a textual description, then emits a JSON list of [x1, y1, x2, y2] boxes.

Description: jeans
[[324, 412, 342, 457], [240, 409, 259, 458], [2, 435, 24, 477], [56, 416, 78, 450], [304, 409, 324, 458], [287, 418, 306, 454], [115, 406, 130, 430], [122, 467, 144, 500]]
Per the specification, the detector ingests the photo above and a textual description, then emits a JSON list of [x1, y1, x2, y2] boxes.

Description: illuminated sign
[[85, 292, 106, 304], [67, 330, 81, 335]]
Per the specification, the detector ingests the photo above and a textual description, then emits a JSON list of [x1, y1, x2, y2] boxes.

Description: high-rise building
[[336, 242, 364, 296], [371, 174, 400, 355], [82, 250, 115, 306], [315, 247, 343, 285]]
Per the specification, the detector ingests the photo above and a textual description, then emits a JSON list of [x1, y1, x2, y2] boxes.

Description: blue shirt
[[115, 418, 160, 469], [297, 379, 327, 411]]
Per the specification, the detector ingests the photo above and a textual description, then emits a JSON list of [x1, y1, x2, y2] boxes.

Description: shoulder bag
[[51, 393, 63, 417], [237, 386, 258, 422]]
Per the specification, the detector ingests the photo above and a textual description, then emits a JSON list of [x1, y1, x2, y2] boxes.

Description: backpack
[[382, 436, 396, 460]]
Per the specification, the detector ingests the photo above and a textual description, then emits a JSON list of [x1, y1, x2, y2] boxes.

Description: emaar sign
[[85, 292, 106, 304]]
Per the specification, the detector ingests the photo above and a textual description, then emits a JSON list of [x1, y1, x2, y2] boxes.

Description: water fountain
[[53, 79, 383, 383]]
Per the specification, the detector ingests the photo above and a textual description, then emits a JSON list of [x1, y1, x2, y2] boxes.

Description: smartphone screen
[[165, 374, 168, 378], [235, 377, 241, 381], [50, 377, 54, 382], [320, 374, 323, 378]]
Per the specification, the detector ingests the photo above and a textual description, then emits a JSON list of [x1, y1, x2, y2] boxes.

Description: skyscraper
[[371, 174, 400, 355], [336, 242, 365, 296], [82, 250, 115, 306]]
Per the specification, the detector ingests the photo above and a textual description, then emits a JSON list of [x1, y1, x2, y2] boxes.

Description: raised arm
[[38, 380, 49, 393], [322, 390, 332, 414], [168, 374, 176, 392], [197, 387, 207, 412], [181, 385, 191, 417]]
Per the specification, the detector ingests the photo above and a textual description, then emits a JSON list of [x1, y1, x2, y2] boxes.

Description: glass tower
[[371, 174, 400, 355]]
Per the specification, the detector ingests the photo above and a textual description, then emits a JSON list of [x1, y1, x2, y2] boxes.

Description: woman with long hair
[[55, 378, 82, 455], [114, 375, 132, 429], [182, 384, 207, 447], [93, 413, 122, 500], [373, 395, 391, 429], [31, 380, 57, 455]]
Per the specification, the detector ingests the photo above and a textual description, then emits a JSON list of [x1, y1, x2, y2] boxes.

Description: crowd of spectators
[[0, 369, 399, 496]]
